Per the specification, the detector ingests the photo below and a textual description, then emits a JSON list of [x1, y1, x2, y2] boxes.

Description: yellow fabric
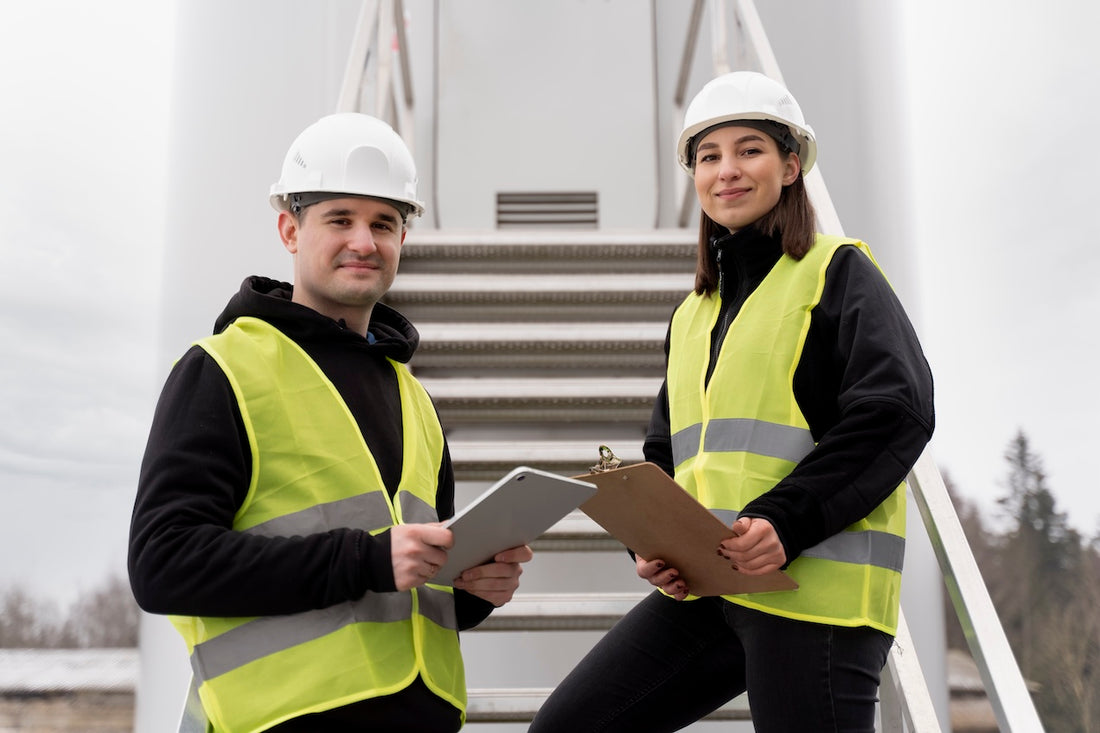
[[169, 317, 464, 732], [668, 235, 905, 634]]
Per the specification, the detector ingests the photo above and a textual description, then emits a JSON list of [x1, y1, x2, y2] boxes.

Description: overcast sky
[[0, 1, 171, 606], [2, 1, 1098, 608]]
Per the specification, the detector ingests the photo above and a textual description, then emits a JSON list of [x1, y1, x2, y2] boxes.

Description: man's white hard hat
[[270, 112, 425, 219], [677, 71, 817, 177]]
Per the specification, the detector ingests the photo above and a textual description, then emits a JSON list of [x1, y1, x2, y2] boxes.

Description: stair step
[[391, 272, 692, 295], [475, 592, 646, 631], [535, 512, 624, 552], [410, 322, 667, 377], [448, 439, 644, 481], [416, 321, 666, 344], [386, 273, 690, 322], [421, 376, 661, 399], [401, 229, 696, 275], [420, 376, 661, 424], [466, 687, 751, 723]]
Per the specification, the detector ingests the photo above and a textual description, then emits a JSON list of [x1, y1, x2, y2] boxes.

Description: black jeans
[[528, 591, 893, 733]]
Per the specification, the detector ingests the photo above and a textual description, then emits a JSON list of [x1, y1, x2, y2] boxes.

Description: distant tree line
[[944, 430, 1100, 733], [0, 574, 138, 648]]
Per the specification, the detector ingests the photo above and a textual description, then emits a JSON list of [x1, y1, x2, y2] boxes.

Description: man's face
[[277, 196, 405, 329]]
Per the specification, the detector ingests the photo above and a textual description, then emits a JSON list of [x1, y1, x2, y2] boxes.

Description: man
[[129, 112, 532, 733]]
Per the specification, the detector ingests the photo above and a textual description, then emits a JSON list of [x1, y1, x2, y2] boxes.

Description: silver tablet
[[434, 466, 597, 583]]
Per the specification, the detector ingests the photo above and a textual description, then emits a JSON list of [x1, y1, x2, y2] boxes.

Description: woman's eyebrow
[[698, 133, 767, 152]]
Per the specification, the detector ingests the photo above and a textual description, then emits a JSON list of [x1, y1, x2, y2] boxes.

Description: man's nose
[[347, 225, 378, 252]]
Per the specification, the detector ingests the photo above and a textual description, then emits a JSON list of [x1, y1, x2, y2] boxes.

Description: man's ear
[[400, 227, 407, 246], [782, 152, 801, 186], [277, 211, 299, 254]]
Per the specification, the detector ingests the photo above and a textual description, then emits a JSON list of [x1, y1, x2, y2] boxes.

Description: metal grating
[[496, 191, 598, 229]]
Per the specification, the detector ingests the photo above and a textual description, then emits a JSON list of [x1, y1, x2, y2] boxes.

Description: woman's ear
[[782, 151, 802, 185]]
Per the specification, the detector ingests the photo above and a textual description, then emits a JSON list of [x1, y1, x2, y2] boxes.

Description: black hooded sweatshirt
[[129, 275, 494, 629], [644, 228, 935, 565]]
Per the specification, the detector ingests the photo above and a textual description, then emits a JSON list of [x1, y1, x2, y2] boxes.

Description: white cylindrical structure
[[135, 3, 360, 730], [140, 3, 947, 730]]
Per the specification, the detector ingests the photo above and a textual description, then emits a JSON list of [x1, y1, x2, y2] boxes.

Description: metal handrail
[[678, 0, 1045, 729], [337, 0, 414, 145], [908, 451, 1047, 731]]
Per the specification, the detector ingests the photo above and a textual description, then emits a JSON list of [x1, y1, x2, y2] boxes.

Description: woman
[[529, 71, 934, 732]]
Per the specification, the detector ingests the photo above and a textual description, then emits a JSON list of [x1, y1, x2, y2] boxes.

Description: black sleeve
[[643, 320, 676, 477], [740, 246, 935, 561], [128, 346, 398, 617]]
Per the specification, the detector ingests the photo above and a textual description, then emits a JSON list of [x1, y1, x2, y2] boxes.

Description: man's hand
[[451, 544, 533, 607], [390, 523, 454, 592], [717, 517, 786, 575], [635, 554, 689, 601]]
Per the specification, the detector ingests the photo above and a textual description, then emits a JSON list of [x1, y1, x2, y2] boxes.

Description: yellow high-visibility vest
[[668, 235, 905, 634], [170, 316, 464, 733]]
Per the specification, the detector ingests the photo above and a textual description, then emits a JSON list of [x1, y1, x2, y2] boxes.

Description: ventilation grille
[[496, 192, 598, 229]]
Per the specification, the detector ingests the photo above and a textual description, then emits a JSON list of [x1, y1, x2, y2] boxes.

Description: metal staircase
[[386, 229, 760, 729]]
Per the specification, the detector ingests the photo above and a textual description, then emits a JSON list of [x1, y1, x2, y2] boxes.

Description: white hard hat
[[269, 113, 425, 219], [677, 71, 817, 176]]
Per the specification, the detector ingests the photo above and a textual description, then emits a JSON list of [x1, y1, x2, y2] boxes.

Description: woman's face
[[692, 124, 801, 233]]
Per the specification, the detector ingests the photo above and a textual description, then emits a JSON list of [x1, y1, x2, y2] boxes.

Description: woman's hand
[[635, 554, 689, 601], [718, 517, 786, 575]]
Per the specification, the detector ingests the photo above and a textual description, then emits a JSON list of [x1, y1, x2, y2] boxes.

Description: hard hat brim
[[269, 188, 425, 220], [676, 113, 817, 177]]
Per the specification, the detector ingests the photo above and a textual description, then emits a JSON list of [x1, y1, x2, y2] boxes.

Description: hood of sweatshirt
[[212, 275, 420, 364]]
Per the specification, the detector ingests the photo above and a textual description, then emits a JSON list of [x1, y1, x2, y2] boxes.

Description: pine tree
[[988, 430, 1096, 732]]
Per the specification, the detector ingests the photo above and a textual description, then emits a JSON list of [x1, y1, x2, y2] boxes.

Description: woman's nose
[[718, 158, 740, 180]]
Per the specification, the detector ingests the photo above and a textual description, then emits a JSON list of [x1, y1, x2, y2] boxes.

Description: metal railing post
[[337, 0, 381, 113], [908, 451, 1046, 731], [338, 0, 415, 146]]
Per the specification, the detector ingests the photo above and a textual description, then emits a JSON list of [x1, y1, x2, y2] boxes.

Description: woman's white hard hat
[[269, 112, 425, 219], [677, 71, 817, 177]]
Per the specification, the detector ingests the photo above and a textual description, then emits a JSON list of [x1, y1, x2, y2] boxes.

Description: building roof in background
[[0, 649, 138, 693]]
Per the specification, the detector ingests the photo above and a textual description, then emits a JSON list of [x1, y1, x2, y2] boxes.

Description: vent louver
[[496, 192, 598, 229]]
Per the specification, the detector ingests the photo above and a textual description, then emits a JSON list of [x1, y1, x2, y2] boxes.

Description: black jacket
[[644, 229, 935, 564], [128, 276, 494, 628]]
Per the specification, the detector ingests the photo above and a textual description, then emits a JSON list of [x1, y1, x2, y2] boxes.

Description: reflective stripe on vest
[[709, 508, 905, 573], [672, 418, 815, 467], [668, 235, 905, 635], [171, 317, 464, 733], [189, 586, 459, 682]]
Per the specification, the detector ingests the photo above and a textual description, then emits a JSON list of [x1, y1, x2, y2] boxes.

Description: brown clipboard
[[574, 462, 797, 597]]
